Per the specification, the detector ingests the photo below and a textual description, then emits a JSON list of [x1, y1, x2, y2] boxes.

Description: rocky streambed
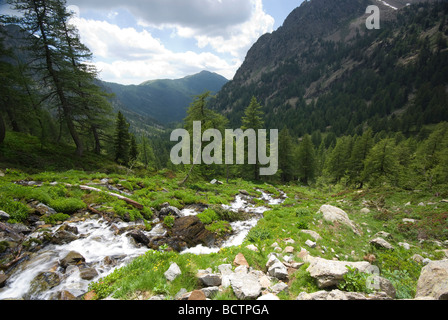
[[0, 188, 285, 300]]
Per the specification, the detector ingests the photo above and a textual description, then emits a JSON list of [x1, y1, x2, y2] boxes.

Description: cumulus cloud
[[67, 0, 252, 32], [70, 14, 238, 84], [65, 0, 274, 84]]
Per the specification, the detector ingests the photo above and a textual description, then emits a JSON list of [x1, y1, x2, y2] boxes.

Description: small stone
[[188, 290, 206, 300], [164, 262, 182, 281], [84, 291, 97, 300], [283, 246, 294, 253], [233, 253, 249, 267], [398, 242, 410, 250], [198, 273, 222, 287], [270, 282, 288, 294], [246, 244, 259, 252], [305, 240, 316, 248], [79, 268, 98, 280], [257, 293, 280, 300]]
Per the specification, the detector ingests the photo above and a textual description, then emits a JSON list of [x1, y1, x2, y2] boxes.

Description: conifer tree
[[180, 91, 228, 184], [362, 138, 399, 186], [114, 111, 130, 165], [326, 136, 351, 183], [296, 134, 315, 185], [6, 0, 112, 156], [129, 133, 139, 163], [278, 127, 294, 182], [349, 128, 373, 188], [241, 96, 265, 180]]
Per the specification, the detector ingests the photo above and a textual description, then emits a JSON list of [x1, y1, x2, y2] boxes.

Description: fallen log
[[79, 185, 143, 210]]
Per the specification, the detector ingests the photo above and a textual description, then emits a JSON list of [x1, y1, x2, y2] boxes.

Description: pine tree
[[348, 128, 373, 188], [414, 122, 448, 188], [129, 133, 139, 163], [278, 127, 294, 182], [6, 0, 112, 156], [326, 136, 351, 183], [140, 135, 155, 169], [241, 96, 265, 180], [296, 134, 316, 185], [114, 111, 130, 165], [242, 96, 264, 131], [362, 138, 400, 186], [180, 91, 228, 184]]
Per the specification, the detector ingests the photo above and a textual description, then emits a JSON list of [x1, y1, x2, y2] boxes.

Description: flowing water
[[181, 190, 286, 255], [0, 189, 285, 300]]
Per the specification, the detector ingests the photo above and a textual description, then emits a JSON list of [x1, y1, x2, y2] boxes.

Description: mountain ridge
[[101, 70, 228, 125], [211, 0, 448, 136]]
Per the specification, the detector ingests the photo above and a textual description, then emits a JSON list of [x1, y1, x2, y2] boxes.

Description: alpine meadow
[[0, 0, 448, 306]]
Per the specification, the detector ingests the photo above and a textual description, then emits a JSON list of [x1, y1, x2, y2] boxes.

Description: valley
[[0, 0, 447, 303]]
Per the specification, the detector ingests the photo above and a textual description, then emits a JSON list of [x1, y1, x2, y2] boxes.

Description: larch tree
[[241, 96, 265, 181], [6, 0, 112, 156], [114, 111, 130, 165], [296, 134, 316, 185]]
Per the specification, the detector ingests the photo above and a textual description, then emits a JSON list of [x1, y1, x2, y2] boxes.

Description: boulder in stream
[[27, 271, 61, 299], [59, 251, 85, 269], [167, 216, 215, 251]]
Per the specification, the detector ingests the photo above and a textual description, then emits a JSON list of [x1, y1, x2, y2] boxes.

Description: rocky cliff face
[[211, 0, 445, 133]]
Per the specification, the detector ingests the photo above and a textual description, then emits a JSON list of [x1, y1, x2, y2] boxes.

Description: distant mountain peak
[[102, 70, 228, 124]]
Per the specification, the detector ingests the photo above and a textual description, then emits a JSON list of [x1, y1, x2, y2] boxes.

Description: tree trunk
[[5, 106, 20, 132], [0, 113, 5, 144], [92, 125, 101, 155]]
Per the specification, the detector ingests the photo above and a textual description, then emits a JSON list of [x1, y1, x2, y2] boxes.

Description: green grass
[[0, 132, 120, 173], [0, 147, 447, 300]]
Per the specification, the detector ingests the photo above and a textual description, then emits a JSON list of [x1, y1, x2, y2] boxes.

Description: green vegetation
[[0, 0, 447, 302]]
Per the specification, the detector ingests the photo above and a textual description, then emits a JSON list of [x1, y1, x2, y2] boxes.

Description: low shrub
[[43, 213, 70, 224], [197, 209, 219, 225], [49, 198, 86, 213]]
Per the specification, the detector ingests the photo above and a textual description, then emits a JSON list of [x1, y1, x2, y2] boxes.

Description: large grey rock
[[296, 289, 367, 300], [415, 259, 448, 300], [257, 293, 280, 300], [197, 269, 222, 287], [228, 272, 262, 300], [159, 205, 182, 218], [370, 237, 394, 250], [79, 267, 99, 280], [306, 256, 371, 288], [59, 251, 85, 268], [300, 230, 322, 241], [164, 262, 182, 282], [270, 282, 288, 294], [266, 255, 288, 280], [318, 205, 361, 235], [0, 210, 10, 221], [27, 272, 61, 299]]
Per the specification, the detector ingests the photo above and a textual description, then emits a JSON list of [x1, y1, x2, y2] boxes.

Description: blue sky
[[1, 0, 304, 84]]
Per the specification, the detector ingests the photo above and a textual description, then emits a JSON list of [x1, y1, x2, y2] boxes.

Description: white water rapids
[[0, 189, 285, 300]]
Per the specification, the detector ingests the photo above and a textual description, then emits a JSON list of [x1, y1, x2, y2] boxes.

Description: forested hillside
[[211, 0, 448, 137], [101, 71, 228, 125]]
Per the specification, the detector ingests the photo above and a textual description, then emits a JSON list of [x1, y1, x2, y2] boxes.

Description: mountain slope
[[211, 0, 448, 136], [101, 71, 228, 124]]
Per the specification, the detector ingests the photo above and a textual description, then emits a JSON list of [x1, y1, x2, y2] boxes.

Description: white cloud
[[187, 0, 274, 58], [70, 15, 238, 84], [68, 0, 252, 32], [66, 0, 274, 84]]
